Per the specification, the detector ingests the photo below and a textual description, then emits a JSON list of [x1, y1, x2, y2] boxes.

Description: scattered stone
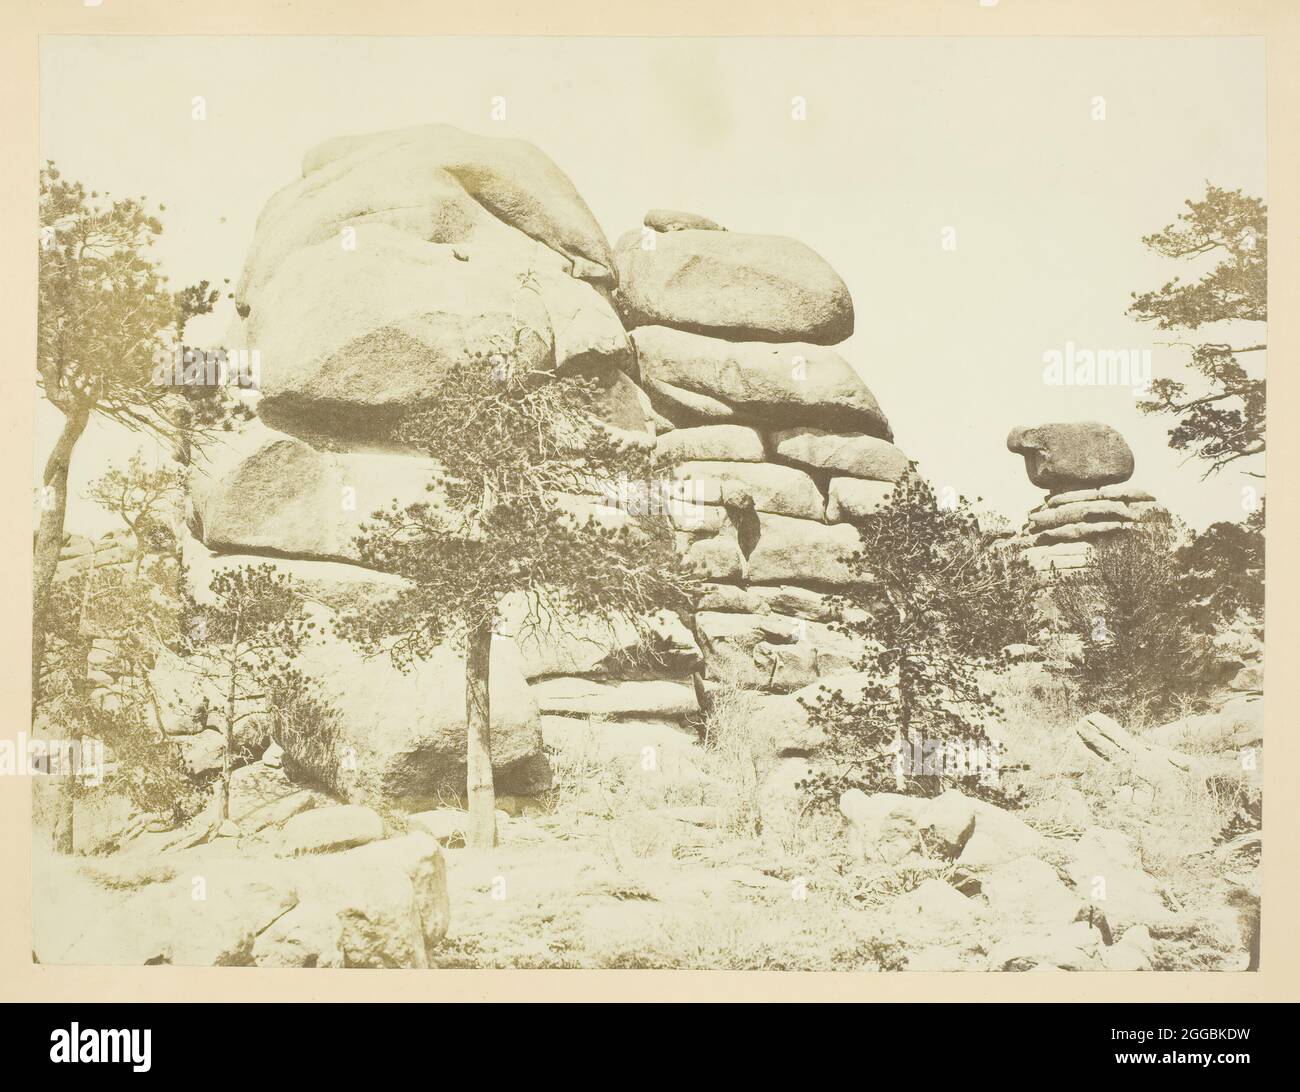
[[839, 790, 926, 865], [988, 921, 1103, 971], [980, 857, 1084, 927], [1066, 827, 1171, 930], [251, 902, 345, 968], [917, 790, 977, 857]]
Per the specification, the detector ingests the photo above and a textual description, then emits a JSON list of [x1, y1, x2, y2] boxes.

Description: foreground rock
[[33, 820, 450, 968], [839, 788, 1177, 970]]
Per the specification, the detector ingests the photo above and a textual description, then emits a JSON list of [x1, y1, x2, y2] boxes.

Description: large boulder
[[632, 326, 890, 436], [190, 421, 441, 563], [694, 611, 861, 693], [655, 424, 765, 463], [772, 429, 910, 482], [670, 460, 825, 520], [182, 532, 410, 616], [241, 123, 616, 299], [1007, 422, 1135, 492], [232, 124, 629, 443], [277, 804, 384, 857], [643, 208, 724, 233], [239, 226, 633, 443], [283, 607, 551, 809], [615, 228, 853, 344], [745, 514, 861, 586], [826, 478, 895, 523], [642, 377, 739, 424]]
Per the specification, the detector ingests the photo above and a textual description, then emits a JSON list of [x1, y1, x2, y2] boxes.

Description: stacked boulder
[[187, 127, 905, 809], [1005, 422, 1161, 576], [188, 124, 663, 809], [614, 211, 905, 694]]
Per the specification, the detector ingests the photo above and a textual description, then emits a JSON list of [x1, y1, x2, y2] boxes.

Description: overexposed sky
[[39, 35, 1266, 535]]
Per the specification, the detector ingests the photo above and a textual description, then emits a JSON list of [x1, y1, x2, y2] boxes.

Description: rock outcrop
[[196, 125, 674, 807], [34, 780, 451, 968], [1005, 423, 1162, 575], [193, 136, 901, 802], [612, 208, 903, 693]]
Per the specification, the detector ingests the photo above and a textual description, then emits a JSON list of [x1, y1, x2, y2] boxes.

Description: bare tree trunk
[[220, 615, 243, 823], [32, 407, 89, 710], [52, 745, 78, 855], [221, 667, 238, 822], [464, 618, 497, 849]]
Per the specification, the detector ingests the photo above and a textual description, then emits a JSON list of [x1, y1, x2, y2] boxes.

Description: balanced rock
[[615, 229, 853, 344], [1007, 422, 1134, 492]]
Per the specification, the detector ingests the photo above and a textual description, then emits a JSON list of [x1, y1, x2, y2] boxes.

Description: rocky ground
[[33, 661, 1260, 971]]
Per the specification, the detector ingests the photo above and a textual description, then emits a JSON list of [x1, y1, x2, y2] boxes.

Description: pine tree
[[338, 321, 693, 849]]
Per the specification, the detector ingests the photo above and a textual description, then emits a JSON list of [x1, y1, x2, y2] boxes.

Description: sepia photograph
[[2, 0, 1296, 1042]]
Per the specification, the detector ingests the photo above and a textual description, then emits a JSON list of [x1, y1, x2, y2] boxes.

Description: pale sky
[[39, 35, 1266, 536]]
